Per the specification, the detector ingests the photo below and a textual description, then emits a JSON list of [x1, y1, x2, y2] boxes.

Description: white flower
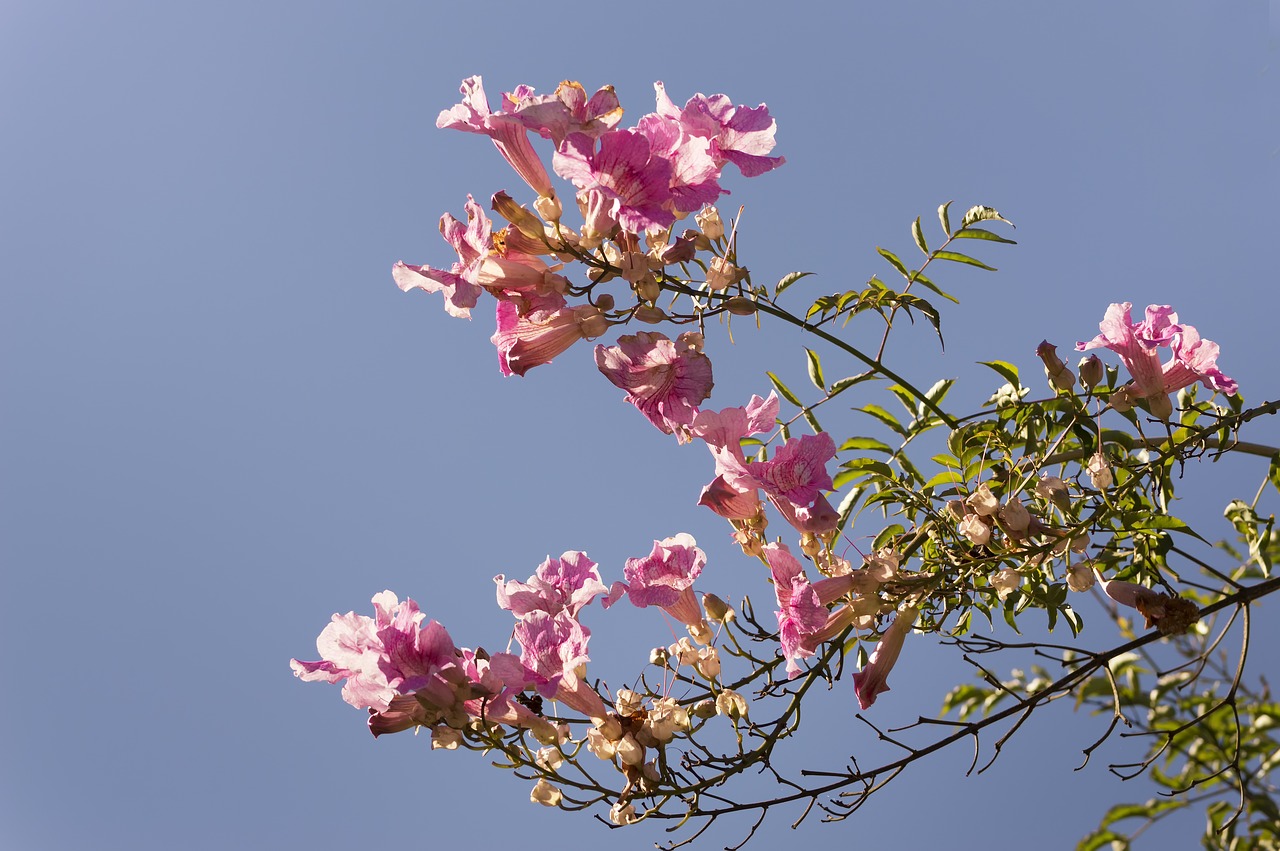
[[614, 689, 643, 717], [645, 698, 691, 744], [999, 498, 1030, 533], [586, 727, 617, 760]]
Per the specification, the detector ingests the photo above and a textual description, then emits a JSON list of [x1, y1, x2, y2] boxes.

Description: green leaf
[[840, 436, 894, 454], [803, 409, 822, 434], [979, 360, 1021, 389], [829, 373, 873, 395], [960, 205, 1015, 229], [839, 458, 895, 479], [938, 200, 953, 237], [912, 217, 929, 254], [951, 227, 1017, 245], [1270, 454, 1280, 496], [775, 271, 813, 297], [858, 404, 909, 436], [924, 469, 966, 491], [877, 247, 911, 280], [873, 524, 906, 550], [835, 486, 864, 534], [804, 348, 825, 391], [910, 271, 960, 304], [766, 371, 804, 407], [934, 250, 998, 271]]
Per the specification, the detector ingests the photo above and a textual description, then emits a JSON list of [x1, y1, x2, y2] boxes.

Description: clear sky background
[[2, 3, 1276, 850]]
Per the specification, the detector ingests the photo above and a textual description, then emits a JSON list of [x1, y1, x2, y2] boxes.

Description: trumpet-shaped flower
[[437, 76, 553, 197], [853, 607, 920, 710], [495, 551, 608, 620], [507, 80, 623, 147], [605, 534, 708, 629], [489, 610, 608, 719], [653, 82, 785, 178], [1076, 302, 1237, 403], [553, 130, 676, 233], [290, 591, 459, 714], [393, 195, 490, 319], [595, 331, 714, 441], [491, 291, 606, 377]]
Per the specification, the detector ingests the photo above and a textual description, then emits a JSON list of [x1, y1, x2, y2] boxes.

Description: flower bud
[[696, 205, 724, 240], [1147, 391, 1173, 421], [491, 191, 545, 240], [992, 567, 1021, 600], [706, 256, 737, 291], [691, 698, 718, 719], [594, 292, 616, 312], [635, 305, 666, 324], [533, 191, 562, 223], [614, 689, 643, 718], [998, 498, 1031, 533], [633, 274, 661, 303], [530, 779, 562, 807], [1078, 354, 1104, 390], [616, 733, 645, 766], [431, 726, 462, 750], [536, 746, 564, 770], [702, 593, 734, 624], [1086, 451, 1113, 490], [1034, 475, 1071, 512], [594, 714, 623, 742], [609, 802, 638, 826], [1066, 563, 1095, 592], [694, 645, 721, 680], [619, 251, 649, 283], [716, 689, 749, 721], [577, 308, 609, 339], [1036, 341, 1076, 392], [959, 514, 992, 546], [649, 646, 669, 666], [966, 483, 1000, 517]]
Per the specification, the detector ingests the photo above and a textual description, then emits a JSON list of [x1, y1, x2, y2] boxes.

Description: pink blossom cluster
[[1076, 302, 1236, 413], [395, 76, 784, 377]]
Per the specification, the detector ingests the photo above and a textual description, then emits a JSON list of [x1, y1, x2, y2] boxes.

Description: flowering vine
[[293, 75, 1280, 850]]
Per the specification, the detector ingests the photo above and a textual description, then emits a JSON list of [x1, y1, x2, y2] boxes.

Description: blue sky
[[1, 3, 1275, 849]]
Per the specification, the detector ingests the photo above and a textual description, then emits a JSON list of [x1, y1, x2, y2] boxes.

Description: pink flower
[[489, 610, 608, 719], [495, 551, 608, 620], [594, 331, 714, 442], [290, 591, 459, 714], [853, 607, 919, 710], [697, 474, 764, 521], [393, 195, 490, 319], [553, 129, 676, 233], [604, 533, 707, 629], [1076, 302, 1237, 403], [506, 80, 623, 147], [653, 82, 785, 178], [437, 76, 554, 197], [490, 291, 606, 377], [746, 432, 837, 507], [766, 543, 856, 677], [634, 113, 724, 215]]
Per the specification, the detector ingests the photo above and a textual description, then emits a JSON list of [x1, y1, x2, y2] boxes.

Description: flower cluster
[[1075, 302, 1236, 416], [295, 77, 1252, 836], [396, 76, 783, 377]]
